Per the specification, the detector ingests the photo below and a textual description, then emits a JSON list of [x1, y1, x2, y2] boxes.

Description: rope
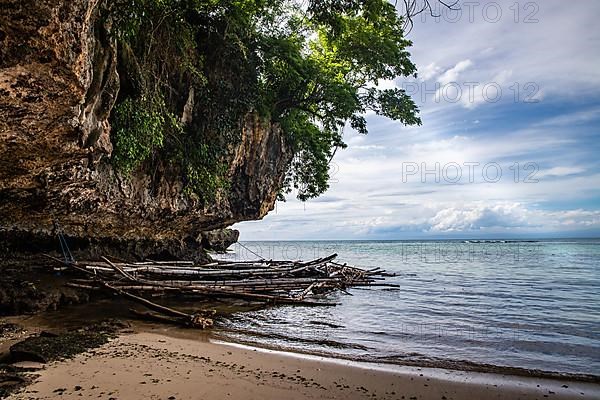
[[237, 241, 265, 261], [53, 220, 75, 264]]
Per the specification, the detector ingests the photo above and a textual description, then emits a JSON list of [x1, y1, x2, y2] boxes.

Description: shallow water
[[214, 239, 600, 376]]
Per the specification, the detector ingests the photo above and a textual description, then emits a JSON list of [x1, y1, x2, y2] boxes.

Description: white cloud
[[428, 203, 600, 233], [429, 203, 529, 232], [236, 199, 600, 240], [437, 59, 473, 85], [402, 1, 600, 111], [419, 62, 441, 81], [537, 166, 585, 178], [459, 69, 514, 109]]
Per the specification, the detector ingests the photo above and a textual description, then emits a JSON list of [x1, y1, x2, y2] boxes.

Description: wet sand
[[7, 332, 600, 400]]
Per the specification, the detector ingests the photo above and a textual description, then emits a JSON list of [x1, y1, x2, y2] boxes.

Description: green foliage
[[256, 0, 422, 200], [108, 0, 422, 202], [112, 94, 169, 174], [109, 0, 231, 202], [183, 158, 230, 200], [281, 110, 338, 201]]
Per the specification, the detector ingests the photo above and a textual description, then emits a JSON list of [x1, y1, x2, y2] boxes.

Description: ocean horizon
[[215, 239, 600, 377]]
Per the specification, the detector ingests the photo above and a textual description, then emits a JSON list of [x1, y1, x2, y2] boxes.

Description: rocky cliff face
[[0, 0, 291, 261]]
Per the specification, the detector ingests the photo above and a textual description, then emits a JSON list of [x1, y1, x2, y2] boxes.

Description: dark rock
[[201, 229, 240, 252], [8, 361, 45, 372], [0, 373, 24, 385], [0, 323, 21, 337], [10, 332, 104, 363], [0, 274, 91, 316], [0, 377, 24, 399], [0, 228, 211, 264], [9, 321, 122, 363]]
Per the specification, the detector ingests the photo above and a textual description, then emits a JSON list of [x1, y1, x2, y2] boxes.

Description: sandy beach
[[7, 331, 599, 400]]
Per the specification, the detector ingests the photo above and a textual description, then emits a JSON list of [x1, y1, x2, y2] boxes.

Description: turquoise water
[[215, 239, 600, 376]]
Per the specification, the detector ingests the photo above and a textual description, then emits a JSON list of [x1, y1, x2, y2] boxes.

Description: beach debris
[[44, 253, 398, 329]]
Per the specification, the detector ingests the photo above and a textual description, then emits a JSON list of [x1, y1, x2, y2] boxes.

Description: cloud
[[537, 166, 585, 178], [533, 107, 600, 128], [428, 203, 600, 233], [437, 59, 473, 85], [407, 1, 600, 100], [428, 203, 529, 232], [460, 69, 514, 109], [310, 196, 347, 203], [419, 62, 441, 81], [236, 199, 600, 240]]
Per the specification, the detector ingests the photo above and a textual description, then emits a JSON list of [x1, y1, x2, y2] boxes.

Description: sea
[[214, 239, 600, 377]]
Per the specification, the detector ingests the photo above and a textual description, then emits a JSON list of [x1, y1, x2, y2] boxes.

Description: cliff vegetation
[[108, 0, 421, 202], [0, 0, 424, 260]]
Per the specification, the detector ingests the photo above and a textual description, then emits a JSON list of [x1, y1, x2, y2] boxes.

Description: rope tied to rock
[[53, 220, 75, 265]]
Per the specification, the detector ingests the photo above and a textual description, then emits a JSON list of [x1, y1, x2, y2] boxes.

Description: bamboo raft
[[45, 253, 398, 329]]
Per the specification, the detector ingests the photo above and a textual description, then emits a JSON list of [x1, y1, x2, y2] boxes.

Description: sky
[[235, 0, 600, 240]]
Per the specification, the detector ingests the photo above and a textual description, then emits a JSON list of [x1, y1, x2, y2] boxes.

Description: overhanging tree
[[109, 0, 455, 201]]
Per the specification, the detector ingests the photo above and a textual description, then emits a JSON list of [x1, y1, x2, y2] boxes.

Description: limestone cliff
[[0, 0, 291, 260]]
